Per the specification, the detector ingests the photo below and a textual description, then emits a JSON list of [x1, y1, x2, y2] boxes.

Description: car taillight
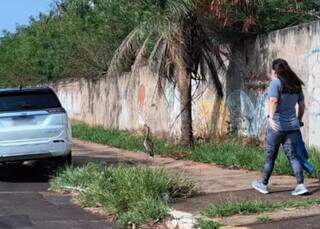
[[47, 107, 66, 113]]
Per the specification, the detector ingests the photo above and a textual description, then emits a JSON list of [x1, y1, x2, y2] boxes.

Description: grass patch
[[196, 217, 222, 229], [50, 162, 197, 226], [72, 121, 180, 156], [205, 199, 320, 218], [72, 121, 320, 178], [257, 215, 272, 223], [205, 200, 275, 217]]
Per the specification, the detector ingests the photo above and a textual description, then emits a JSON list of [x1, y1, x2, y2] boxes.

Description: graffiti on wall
[[196, 99, 215, 138], [137, 84, 146, 125], [302, 48, 320, 147], [138, 84, 146, 107], [226, 90, 267, 138], [302, 48, 320, 110], [164, 82, 181, 136]]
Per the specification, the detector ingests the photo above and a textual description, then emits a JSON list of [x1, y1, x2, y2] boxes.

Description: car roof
[[0, 87, 54, 94]]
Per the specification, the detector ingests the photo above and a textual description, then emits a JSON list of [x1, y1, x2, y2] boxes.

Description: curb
[[165, 210, 249, 229], [166, 210, 196, 229]]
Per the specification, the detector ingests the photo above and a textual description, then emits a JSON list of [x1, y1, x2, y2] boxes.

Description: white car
[[0, 87, 72, 166]]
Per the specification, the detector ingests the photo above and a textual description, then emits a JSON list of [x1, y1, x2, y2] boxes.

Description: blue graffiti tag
[[227, 90, 268, 139]]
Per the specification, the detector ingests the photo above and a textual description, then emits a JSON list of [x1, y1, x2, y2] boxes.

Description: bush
[[50, 163, 197, 226]]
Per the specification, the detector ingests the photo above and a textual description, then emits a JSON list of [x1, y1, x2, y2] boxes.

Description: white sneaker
[[292, 184, 309, 196], [251, 180, 269, 194]]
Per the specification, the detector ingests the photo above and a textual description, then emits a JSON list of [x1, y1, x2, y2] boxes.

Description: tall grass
[[72, 121, 320, 178], [50, 163, 197, 226], [72, 122, 179, 156]]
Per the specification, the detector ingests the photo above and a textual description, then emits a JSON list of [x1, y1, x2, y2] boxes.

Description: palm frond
[[136, 0, 194, 39], [131, 34, 152, 74], [149, 37, 166, 74], [149, 37, 165, 64], [202, 48, 224, 98], [164, 0, 194, 17], [107, 29, 143, 77]]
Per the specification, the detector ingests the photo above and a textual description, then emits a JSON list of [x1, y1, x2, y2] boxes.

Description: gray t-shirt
[[268, 79, 304, 131]]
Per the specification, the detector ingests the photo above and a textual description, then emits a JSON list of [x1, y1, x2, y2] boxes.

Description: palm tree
[[108, 0, 225, 146]]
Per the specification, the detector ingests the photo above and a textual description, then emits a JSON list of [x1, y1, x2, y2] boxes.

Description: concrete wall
[[54, 20, 320, 147], [53, 68, 228, 141], [226, 20, 320, 147]]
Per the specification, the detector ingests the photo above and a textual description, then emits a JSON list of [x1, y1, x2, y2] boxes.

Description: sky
[[0, 0, 53, 34]]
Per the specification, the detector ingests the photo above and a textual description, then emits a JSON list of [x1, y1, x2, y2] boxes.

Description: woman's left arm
[[268, 98, 280, 131], [267, 79, 281, 131], [268, 97, 278, 119]]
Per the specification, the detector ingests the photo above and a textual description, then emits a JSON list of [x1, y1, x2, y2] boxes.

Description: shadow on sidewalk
[[73, 155, 151, 167]]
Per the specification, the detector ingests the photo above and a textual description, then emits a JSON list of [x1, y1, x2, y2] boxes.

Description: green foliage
[[0, 11, 79, 85], [0, 0, 319, 86], [50, 162, 197, 226], [0, 0, 194, 86], [211, 0, 320, 36], [0, 0, 139, 85], [257, 0, 320, 32]]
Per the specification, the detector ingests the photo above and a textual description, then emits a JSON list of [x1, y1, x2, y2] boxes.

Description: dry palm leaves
[[210, 0, 259, 32]]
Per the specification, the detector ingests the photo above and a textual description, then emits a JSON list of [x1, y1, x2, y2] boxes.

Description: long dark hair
[[272, 59, 304, 94]]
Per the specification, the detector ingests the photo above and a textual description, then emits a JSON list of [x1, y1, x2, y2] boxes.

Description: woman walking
[[252, 58, 308, 196]]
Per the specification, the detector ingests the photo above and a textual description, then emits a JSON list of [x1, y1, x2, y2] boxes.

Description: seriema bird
[[143, 124, 154, 158]]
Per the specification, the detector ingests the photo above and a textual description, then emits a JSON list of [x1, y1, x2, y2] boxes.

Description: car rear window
[[0, 90, 62, 112]]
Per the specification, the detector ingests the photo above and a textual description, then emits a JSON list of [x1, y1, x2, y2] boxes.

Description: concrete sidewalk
[[72, 139, 318, 195]]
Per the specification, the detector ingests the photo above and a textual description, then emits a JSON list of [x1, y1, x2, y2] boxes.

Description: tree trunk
[[177, 62, 194, 146], [171, 32, 194, 146]]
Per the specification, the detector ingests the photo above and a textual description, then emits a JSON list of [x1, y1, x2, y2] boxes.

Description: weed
[[50, 163, 197, 226], [196, 217, 222, 229], [257, 215, 272, 223]]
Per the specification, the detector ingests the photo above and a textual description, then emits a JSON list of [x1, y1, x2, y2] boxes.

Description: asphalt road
[[0, 147, 118, 229]]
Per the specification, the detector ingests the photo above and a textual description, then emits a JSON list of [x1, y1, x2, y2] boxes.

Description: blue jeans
[[262, 127, 304, 185]]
